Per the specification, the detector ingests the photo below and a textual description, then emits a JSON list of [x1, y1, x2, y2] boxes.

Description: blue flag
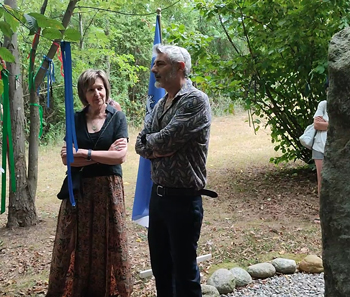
[[132, 15, 165, 227]]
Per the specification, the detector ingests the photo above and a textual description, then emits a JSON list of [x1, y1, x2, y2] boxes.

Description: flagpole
[[157, 8, 162, 44], [132, 11, 166, 227]]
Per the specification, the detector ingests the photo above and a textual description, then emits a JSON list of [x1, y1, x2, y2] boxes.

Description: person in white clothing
[[312, 84, 329, 199]]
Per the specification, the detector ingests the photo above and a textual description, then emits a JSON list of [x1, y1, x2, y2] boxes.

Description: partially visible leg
[[313, 154, 324, 223], [167, 195, 203, 297], [315, 159, 324, 198], [148, 188, 174, 297]]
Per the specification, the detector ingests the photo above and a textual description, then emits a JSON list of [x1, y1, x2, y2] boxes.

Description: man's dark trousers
[[148, 185, 203, 297]]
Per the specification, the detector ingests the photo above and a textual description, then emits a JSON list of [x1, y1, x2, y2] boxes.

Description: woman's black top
[[73, 104, 128, 178]]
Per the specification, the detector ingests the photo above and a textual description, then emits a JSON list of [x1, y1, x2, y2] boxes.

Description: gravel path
[[222, 273, 324, 297]]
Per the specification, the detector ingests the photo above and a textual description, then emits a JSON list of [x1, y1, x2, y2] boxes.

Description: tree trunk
[[27, 0, 48, 199], [105, 20, 111, 77], [79, 12, 84, 50], [5, 0, 37, 227], [27, 90, 40, 198], [321, 26, 350, 297]]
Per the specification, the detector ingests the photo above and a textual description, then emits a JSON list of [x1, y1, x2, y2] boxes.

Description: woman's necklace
[[88, 104, 106, 132], [89, 115, 104, 132], [92, 124, 98, 132], [90, 120, 102, 132]]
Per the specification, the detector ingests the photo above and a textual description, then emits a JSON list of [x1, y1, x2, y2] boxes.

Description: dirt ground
[[0, 114, 322, 296]]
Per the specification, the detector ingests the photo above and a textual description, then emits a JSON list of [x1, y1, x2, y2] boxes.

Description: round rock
[[207, 268, 235, 294], [247, 262, 276, 279], [229, 267, 253, 287], [271, 258, 297, 274]]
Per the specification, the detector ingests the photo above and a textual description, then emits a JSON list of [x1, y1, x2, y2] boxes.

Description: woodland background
[[1, 0, 348, 162]]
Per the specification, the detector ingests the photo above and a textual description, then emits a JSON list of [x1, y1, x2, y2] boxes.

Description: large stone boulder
[[322, 25, 350, 296]]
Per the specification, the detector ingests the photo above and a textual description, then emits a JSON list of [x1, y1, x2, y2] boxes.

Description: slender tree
[[4, 0, 37, 227], [28, 0, 79, 200], [4, 0, 80, 227]]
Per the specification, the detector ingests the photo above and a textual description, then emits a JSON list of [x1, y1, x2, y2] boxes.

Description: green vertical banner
[[1, 69, 16, 214], [0, 87, 3, 180]]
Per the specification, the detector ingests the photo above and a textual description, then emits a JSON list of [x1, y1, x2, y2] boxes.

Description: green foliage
[[3, 5, 21, 32], [42, 27, 63, 40], [63, 27, 81, 42], [0, 47, 15, 62], [0, 20, 13, 37], [167, 0, 350, 164], [40, 122, 66, 146], [27, 13, 65, 30]]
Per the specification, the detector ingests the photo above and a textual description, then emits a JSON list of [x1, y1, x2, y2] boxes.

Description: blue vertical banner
[[61, 41, 78, 207], [132, 15, 165, 227]]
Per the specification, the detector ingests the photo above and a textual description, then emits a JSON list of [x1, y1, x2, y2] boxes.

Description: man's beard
[[154, 68, 177, 89], [154, 81, 162, 88]]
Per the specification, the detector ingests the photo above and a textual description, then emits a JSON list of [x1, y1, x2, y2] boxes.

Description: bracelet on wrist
[[87, 149, 92, 161]]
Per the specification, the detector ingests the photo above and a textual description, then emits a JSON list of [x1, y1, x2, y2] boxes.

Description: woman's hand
[[61, 145, 81, 158], [314, 116, 326, 123], [314, 116, 328, 131], [60, 144, 68, 165], [61, 145, 67, 159], [109, 138, 128, 151], [87, 138, 127, 165], [61, 144, 92, 166]]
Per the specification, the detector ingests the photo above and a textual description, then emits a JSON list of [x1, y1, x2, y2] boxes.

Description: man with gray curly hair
[[153, 44, 192, 79], [135, 44, 215, 297]]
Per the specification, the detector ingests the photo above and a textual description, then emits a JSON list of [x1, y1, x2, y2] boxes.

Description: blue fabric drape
[[132, 15, 165, 227], [61, 41, 78, 207]]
